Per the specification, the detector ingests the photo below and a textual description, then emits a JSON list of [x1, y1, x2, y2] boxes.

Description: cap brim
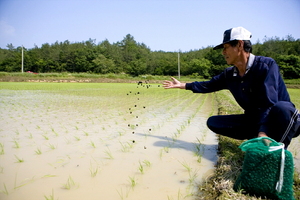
[[213, 43, 224, 50]]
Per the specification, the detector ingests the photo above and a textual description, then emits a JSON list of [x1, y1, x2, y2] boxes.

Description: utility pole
[[178, 51, 180, 79], [21, 46, 24, 73]]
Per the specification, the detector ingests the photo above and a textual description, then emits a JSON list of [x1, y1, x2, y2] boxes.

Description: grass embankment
[[198, 90, 300, 200], [0, 72, 299, 88], [0, 72, 201, 83]]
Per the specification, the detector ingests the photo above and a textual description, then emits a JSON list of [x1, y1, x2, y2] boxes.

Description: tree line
[[0, 34, 299, 79]]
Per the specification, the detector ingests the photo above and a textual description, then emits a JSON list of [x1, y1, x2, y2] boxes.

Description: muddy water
[[0, 84, 218, 200]]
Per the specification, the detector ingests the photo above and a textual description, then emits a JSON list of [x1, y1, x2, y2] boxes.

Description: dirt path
[[0, 84, 218, 200]]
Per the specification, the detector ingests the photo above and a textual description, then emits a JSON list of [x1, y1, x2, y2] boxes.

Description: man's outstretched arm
[[163, 77, 186, 89]]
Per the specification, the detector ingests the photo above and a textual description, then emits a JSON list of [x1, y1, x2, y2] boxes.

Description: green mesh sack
[[233, 137, 294, 200]]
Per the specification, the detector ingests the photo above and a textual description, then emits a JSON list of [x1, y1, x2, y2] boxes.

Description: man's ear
[[238, 40, 244, 51]]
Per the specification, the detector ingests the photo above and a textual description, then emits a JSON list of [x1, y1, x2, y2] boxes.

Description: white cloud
[[0, 20, 15, 36]]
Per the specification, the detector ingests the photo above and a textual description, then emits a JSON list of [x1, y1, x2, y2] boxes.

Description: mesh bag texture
[[233, 137, 294, 200]]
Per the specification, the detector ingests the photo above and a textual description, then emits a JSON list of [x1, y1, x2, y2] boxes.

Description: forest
[[0, 34, 299, 79]]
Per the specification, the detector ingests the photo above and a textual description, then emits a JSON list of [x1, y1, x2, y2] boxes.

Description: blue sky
[[0, 0, 299, 52]]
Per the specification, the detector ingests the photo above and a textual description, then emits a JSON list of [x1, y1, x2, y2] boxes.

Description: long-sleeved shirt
[[185, 54, 291, 133]]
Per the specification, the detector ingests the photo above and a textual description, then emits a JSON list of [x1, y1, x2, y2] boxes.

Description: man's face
[[222, 43, 239, 65]]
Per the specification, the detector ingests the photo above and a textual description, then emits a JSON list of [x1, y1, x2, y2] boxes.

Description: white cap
[[213, 27, 252, 50]]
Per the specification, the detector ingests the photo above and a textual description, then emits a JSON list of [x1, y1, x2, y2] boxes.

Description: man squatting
[[163, 27, 300, 148]]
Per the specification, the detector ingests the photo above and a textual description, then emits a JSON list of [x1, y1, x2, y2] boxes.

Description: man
[[163, 27, 300, 148]]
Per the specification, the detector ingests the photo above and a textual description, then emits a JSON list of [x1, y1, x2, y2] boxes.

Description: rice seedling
[[89, 165, 99, 177], [120, 142, 129, 152], [159, 149, 164, 159], [120, 141, 134, 152], [64, 137, 71, 144], [104, 148, 114, 159], [0, 183, 9, 195], [196, 155, 202, 163], [143, 160, 151, 167], [49, 127, 58, 136], [42, 134, 49, 140], [118, 131, 125, 136], [116, 188, 124, 200], [44, 189, 56, 200], [74, 136, 81, 141], [42, 174, 57, 178], [167, 189, 184, 200], [163, 146, 169, 153], [14, 130, 20, 135], [62, 176, 78, 190], [13, 173, 36, 191], [138, 161, 144, 174], [180, 124, 186, 131], [14, 155, 24, 163], [83, 131, 89, 136], [187, 116, 192, 124], [129, 124, 136, 129], [13, 140, 20, 148], [47, 143, 56, 150], [172, 133, 179, 142], [35, 147, 42, 155], [138, 160, 151, 174], [193, 138, 203, 163], [90, 141, 96, 148], [128, 176, 137, 190], [52, 131, 59, 137], [28, 133, 33, 139], [188, 169, 199, 185], [0, 143, 4, 155], [116, 187, 130, 200], [178, 160, 192, 174]]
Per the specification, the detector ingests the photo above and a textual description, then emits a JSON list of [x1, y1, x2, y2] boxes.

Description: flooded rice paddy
[[0, 82, 218, 200]]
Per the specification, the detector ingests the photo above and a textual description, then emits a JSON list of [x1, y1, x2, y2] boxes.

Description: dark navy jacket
[[185, 56, 291, 133]]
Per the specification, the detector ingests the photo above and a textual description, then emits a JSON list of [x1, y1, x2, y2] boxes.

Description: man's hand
[[258, 132, 271, 146], [163, 77, 186, 89], [258, 132, 268, 137]]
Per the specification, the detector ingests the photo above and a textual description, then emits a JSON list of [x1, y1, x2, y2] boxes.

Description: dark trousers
[[207, 101, 300, 148]]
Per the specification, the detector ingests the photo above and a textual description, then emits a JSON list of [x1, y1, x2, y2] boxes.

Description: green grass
[[0, 72, 298, 86], [0, 72, 208, 82], [288, 88, 300, 108], [284, 79, 300, 85]]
